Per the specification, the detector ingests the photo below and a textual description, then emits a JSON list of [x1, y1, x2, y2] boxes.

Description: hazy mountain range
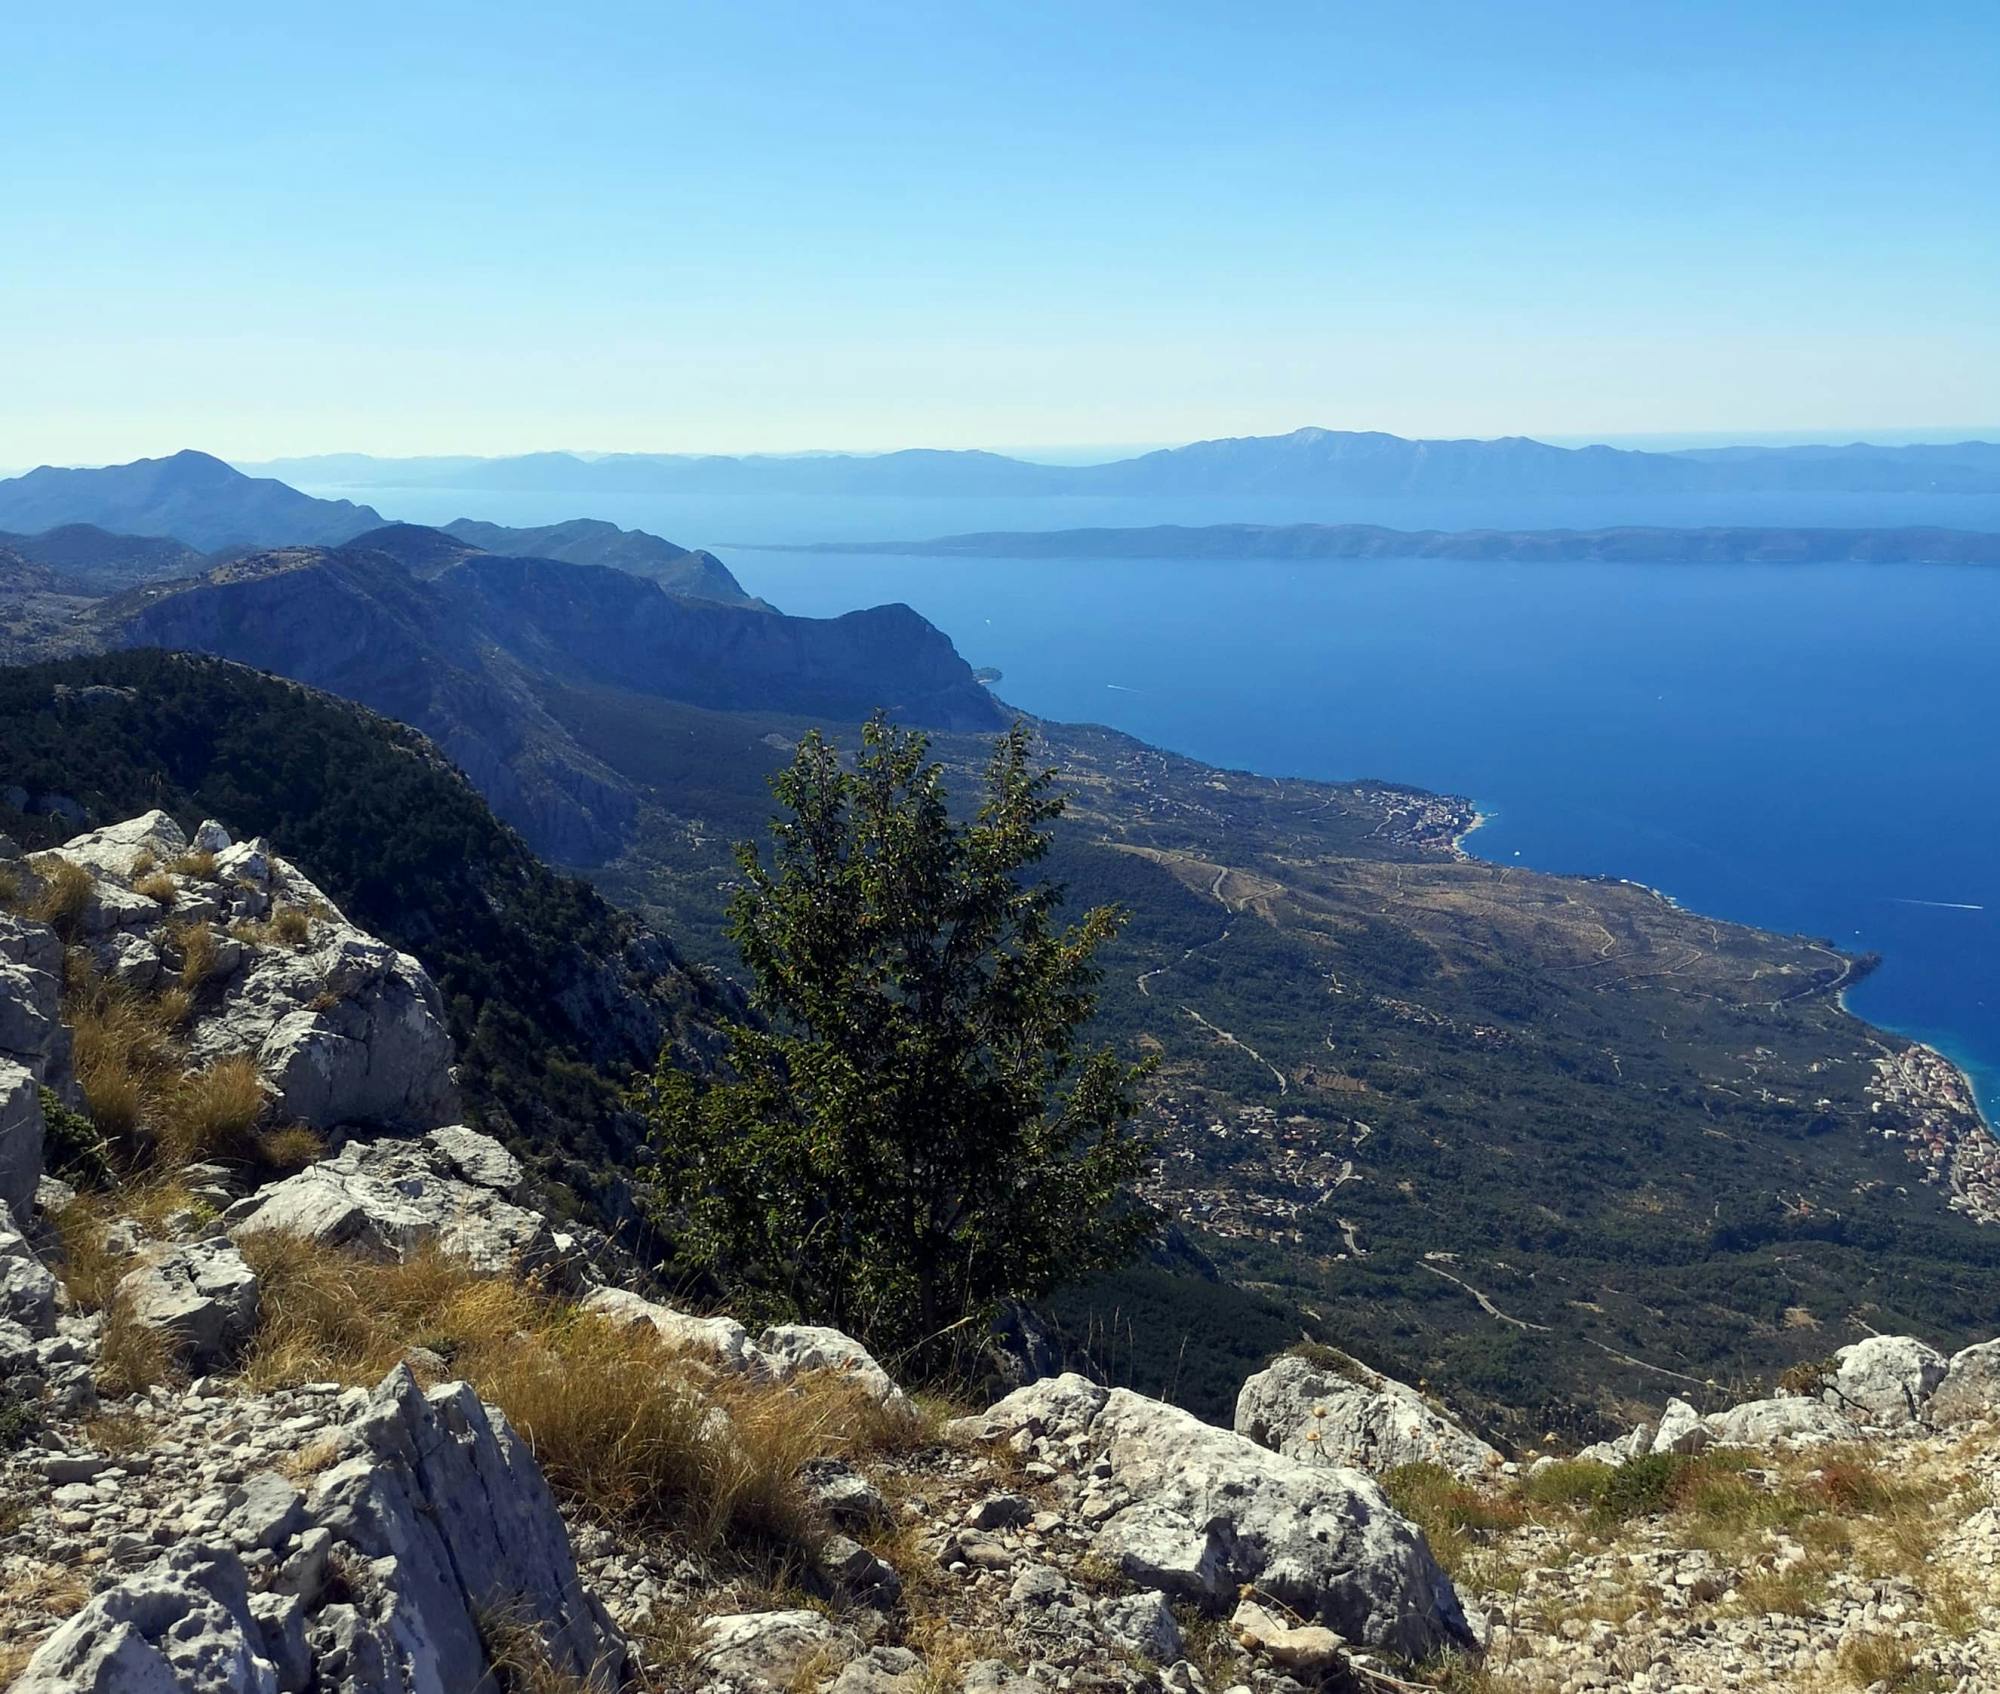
[[238, 428, 2000, 499]]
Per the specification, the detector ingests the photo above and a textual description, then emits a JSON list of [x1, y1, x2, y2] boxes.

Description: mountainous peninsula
[[791, 521, 2000, 564]]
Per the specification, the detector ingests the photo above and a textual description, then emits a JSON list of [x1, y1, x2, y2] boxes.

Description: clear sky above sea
[[5, 2, 1998, 464]]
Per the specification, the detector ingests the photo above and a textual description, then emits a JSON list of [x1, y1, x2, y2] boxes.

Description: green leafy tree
[[634, 716, 1155, 1368]]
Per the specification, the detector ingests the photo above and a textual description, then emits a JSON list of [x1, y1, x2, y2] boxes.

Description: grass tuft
[[133, 869, 179, 906], [28, 856, 94, 939]]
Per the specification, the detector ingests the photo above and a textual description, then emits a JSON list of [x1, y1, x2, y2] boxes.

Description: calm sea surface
[[743, 550, 2000, 1120], [310, 483, 2000, 1117]]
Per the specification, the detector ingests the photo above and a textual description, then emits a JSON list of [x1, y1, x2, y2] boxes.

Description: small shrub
[[133, 870, 179, 907], [1520, 1458, 1613, 1509], [129, 848, 158, 878], [168, 849, 219, 881], [1588, 1452, 1688, 1529], [268, 904, 313, 946], [0, 1387, 40, 1451], [40, 1085, 111, 1182], [28, 856, 93, 939], [0, 864, 19, 908], [1778, 1356, 1838, 1399]]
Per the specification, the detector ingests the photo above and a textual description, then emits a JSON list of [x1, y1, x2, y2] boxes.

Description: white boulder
[[1931, 1339, 2000, 1427], [1235, 1350, 1502, 1480], [1821, 1335, 1949, 1429], [958, 1373, 1475, 1661], [114, 1237, 261, 1371]]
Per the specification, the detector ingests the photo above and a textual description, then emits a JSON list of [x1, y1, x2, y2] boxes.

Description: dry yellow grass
[[238, 1238, 900, 1559], [158, 1053, 267, 1164], [27, 856, 93, 939], [96, 1296, 177, 1398], [169, 919, 224, 991], [133, 870, 179, 907], [255, 1124, 328, 1172], [63, 955, 267, 1168], [230, 903, 315, 948], [168, 849, 219, 881], [50, 1193, 136, 1312]]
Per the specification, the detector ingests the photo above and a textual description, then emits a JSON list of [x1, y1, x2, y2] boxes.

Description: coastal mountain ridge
[[64, 525, 1004, 862], [0, 454, 764, 605]]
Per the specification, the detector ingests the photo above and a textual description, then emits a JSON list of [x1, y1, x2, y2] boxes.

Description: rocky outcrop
[[221, 1126, 582, 1287], [0, 898, 68, 1225], [9, 1367, 624, 1694], [0, 1059, 44, 1229], [31, 811, 457, 1135], [114, 1238, 261, 1372], [951, 1373, 1476, 1661], [11, 1543, 284, 1694], [1235, 1350, 1502, 1481]]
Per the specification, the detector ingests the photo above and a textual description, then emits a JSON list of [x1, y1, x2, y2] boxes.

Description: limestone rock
[[32, 816, 457, 1133], [1649, 1397, 1711, 1456], [115, 1237, 260, 1371], [226, 1129, 575, 1287], [699, 1609, 855, 1688], [53, 809, 188, 882], [581, 1286, 767, 1375], [1, 1057, 45, 1227], [307, 1366, 623, 1694], [1100, 1590, 1183, 1662], [11, 1542, 279, 1694], [1231, 1596, 1347, 1673], [1702, 1396, 1861, 1448], [1822, 1335, 1949, 1428], [798, 1457, 891, 1529], [1932, 1339, 2000, 1427], [963, 1373, 1475, 1660], [1235, 1350, 1502, 1481], [758, 1322, 913, 1417], [0, 1210, 59, 1336]]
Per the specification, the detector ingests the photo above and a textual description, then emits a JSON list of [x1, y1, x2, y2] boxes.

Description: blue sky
[[6, 2, 1997, 462]]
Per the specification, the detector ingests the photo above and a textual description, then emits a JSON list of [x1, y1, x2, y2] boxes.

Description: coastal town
[[1869, 1041, 2000, 1226]]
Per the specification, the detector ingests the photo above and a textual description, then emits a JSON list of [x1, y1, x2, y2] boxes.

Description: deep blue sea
[[310, 482, 2000, 1119], [747, 550, 2000, 1119]]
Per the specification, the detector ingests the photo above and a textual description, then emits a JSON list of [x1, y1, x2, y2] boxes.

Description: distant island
[[240, 427, 2000, 500], [780, 521, 2000, 565]]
